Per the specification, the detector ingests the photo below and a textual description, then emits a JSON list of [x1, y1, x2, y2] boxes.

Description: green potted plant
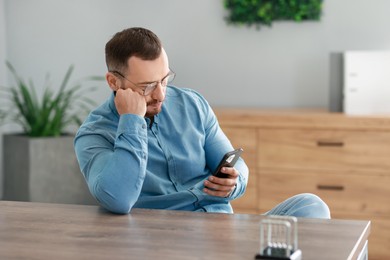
[[0, 62, 103, 204]]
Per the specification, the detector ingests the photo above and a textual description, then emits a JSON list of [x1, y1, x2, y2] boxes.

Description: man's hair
[[105, 27, 162, 73]]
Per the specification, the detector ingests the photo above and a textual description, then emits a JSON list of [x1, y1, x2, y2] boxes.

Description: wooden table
[[0, 201, 370, 260]]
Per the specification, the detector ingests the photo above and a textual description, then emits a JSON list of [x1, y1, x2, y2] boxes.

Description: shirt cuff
[[117, 114, 147, 137]]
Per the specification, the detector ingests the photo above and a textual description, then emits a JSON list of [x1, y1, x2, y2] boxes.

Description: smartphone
[[212, 148, 243, 178]]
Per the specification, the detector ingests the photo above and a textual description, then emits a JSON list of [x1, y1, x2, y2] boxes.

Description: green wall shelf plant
[[224, 0, 323, 28]]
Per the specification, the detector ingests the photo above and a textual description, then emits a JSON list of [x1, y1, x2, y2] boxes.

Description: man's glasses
[[110, 70, 176, 96]]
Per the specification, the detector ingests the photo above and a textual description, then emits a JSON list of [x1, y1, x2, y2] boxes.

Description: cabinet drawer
[[258, 129, 390, 173], [258, 169, 390, 216]]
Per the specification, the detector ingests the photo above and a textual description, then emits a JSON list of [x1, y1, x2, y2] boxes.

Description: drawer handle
[[317, 185, 344, 191], [316, 141, 344, 147]]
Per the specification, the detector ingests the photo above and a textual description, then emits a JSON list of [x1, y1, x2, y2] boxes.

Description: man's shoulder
[[164, 86, 213, 122], [77, 97, 118, 134], [166, 86, 208, 104], [167, 85, 200, 95]]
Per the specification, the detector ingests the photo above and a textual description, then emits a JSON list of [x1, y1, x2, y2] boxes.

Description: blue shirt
[[74, 86, 249, 214]]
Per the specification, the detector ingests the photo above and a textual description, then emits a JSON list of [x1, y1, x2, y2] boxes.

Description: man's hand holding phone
[[203, 167, 240, 197], [203, 148, 243, 198]]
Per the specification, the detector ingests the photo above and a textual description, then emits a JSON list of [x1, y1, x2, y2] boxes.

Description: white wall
[[2, 0, 390, 197], [0, 0, 6, 198], [4, 0, 390, 109], [0, 0, 5, 86]]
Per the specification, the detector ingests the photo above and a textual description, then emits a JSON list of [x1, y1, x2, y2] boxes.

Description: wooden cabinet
[[214, 108, 390, 260]]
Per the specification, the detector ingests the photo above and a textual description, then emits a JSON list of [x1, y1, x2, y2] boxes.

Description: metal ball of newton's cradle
[[255, 216, 302, 260]]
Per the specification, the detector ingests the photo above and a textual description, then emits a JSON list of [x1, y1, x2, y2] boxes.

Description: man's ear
[[106, 72, 120, 91]]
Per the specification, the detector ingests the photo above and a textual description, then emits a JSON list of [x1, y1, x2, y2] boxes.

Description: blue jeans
[[263, 193, 331, 219]]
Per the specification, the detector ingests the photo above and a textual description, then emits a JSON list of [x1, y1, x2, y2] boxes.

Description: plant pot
[[3, 134, 97, 205]]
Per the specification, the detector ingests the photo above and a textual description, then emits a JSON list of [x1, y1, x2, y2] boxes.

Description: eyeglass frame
[[109, 69, 176, 96]]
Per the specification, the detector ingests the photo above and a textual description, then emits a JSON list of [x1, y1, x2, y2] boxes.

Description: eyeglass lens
[[143, 72, 175, 95]]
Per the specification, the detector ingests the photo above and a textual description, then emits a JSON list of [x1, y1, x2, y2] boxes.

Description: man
[[74, 27, 330, 219]]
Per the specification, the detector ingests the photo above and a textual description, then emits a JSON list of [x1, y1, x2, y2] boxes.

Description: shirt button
[[142, 124, 146, 129]]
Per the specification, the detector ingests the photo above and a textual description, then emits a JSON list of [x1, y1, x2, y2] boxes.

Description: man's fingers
[[203, 187, 234, 197], [219, 167, 239, 178], [202, 166, 239, 197], [207, 175, 237, 186], [204, 180, 233, 191]]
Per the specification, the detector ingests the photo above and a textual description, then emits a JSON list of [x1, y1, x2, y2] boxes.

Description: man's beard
[[145, 100, 163, 118]]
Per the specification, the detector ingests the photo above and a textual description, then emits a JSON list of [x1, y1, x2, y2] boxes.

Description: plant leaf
[[1, 62, 103, 137]]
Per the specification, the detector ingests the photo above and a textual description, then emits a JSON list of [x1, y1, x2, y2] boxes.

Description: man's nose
[[151, 82, 165, 101]]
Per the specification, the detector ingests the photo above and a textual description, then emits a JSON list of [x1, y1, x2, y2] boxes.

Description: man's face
[[124, 48, 170, 117]]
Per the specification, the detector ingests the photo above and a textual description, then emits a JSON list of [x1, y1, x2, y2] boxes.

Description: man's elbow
[[105, 202, 132, 214], [93, 186, 135, 214]]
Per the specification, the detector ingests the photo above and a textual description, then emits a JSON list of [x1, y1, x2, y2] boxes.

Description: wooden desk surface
[[0, 201, 370, 260]]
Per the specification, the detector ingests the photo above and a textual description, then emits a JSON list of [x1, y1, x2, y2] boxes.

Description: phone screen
[[212, 148, 243, 178]]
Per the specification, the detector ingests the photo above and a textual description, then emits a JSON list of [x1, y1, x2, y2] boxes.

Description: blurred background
[[1, 0, 390, 198]]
